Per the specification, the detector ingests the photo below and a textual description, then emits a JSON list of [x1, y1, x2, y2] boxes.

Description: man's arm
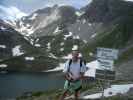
[[62, 60, 72, 81]]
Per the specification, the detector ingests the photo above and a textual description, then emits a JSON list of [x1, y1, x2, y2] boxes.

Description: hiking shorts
[[64, 80, 82, 93]]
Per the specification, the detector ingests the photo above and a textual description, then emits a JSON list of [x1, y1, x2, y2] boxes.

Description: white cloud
[[124, 0, 133, 1], [1, 0, 92, 14], [0, 5, 27, 21]]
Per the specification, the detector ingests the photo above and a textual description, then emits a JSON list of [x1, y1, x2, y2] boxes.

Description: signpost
[[96, 47, 119, 99], [97, 47, 119, 70]]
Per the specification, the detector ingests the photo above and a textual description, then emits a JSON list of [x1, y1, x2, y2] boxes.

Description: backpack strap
[[80, 58, 86, 67], [68, 59, 72, 72]]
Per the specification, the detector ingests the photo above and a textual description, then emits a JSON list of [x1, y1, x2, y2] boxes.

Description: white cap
[[72, 45, 78, 51]]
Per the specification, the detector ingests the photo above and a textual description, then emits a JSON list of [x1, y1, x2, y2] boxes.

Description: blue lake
[[0, 71, 64, 99]]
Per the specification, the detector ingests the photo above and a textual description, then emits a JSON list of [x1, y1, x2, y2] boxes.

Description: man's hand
[[65, 73, 71, 80], [65, 73, 73, 81]]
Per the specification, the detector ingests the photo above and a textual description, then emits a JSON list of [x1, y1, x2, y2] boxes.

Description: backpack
[[67, 58, 86, 72]]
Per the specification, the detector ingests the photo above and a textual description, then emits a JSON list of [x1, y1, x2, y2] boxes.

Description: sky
[[0, 0, 132, 21], [0, 0, 92, 14]]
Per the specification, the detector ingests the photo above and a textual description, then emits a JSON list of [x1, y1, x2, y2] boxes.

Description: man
[[60, 45, 86, 100]]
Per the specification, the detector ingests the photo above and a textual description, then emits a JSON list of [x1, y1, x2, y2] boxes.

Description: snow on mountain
[[60, 48, 64, 51], [0, 64, 7, 68], [25, 57, 35, 61], [60, 42, 65, 46], [0, 45, 6, 48], [34, 43, 41, 47], [64, 32, 73, 40], [0, 26, 7, 30], [12, 45, 24, 56], [47, 42, 51, 50], [73, 35, 80, 39], [29, 13, 38, 20], [53, 26, 62, 35], [0, 5, 27, 21], [7, 6, 61, 37], [48, 53, 58, 59], [75, 11, 85, 17]]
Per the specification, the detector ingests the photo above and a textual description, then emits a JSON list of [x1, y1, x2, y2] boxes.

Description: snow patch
[[17, 20, 34, 36], [83, 40, 87, 44], [124, 0, 133, 2], [0, 64, 7, 68], [49, 53, 58, 59], [47, 42, 51, 50], [35, 44, 41, 47], [24, 36, 29, 41], [25, 57, 35, 61], [91, 33, 97, 38], [73, 35, 80, 39], [88, 23, 92, 26], [0, 26, 6, 30], [82, 19, 86, 24], [72, 45, 78, 50], [64, 32, 73, 40], [12, 45, 24, 56], [29, 13, 38, 20], [75, 11, 84, 17], [60, 48, 64, 51], [26, 24, 30, 28], [0, 45, 6, 48], [60, 42, 64, 46], [53, 26, 61, 34], [83, 84, 133, 99], [29, 38, 34, 45]]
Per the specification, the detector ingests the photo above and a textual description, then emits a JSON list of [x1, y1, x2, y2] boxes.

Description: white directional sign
[[97, 47, 119, 70], [97, 47, 119, 60], [98, 59, 114, 70]]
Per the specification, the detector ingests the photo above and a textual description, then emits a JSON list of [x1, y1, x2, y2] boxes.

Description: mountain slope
[[0, 20, 59, 72], [81, 0, 133, 80]]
